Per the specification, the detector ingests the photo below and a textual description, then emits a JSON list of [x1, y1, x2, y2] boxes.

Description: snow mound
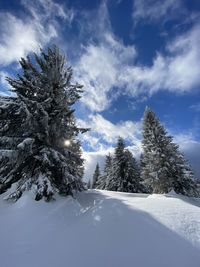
[[148, 190, 179, 199], [0, 189, 200, 267], [164, 189, 178, 197], [147, 193, 166, 198]]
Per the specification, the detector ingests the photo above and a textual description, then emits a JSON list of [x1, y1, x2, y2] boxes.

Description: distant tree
[[92, 163, 101, 189], [106, 137, 144, 193], [196, 178, 200, 195], [0, 46, 88, 201], [123, 149, 144, 193], [172, 151, 198, 196], [87, 179, 91, 189], [106, 137, 126, 191], [139, 153, 148, 193], [97, 153, 113, 190], [141, 107, 198, 197]]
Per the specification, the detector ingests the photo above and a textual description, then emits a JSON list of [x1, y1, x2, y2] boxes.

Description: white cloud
[[0, 13, 50, 66], [166, 25, 200, 91], [119, 23, 200, 96], [78, 114, 142, 150], [0, 71, 13, 96], [21, 0, 71, 21], [0, 0, 71, 66], [132, 0, 183, 23], [1, 1, 199, 112], [190, 103, 200, 112], [75, 32, 136, 112], [90, 114, 141, 144], [72, 1, 200, 112], [71, 2, 137, 112]]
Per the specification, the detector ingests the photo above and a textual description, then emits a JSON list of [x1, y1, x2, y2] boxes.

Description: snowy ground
[[0, 189, 200, 267]]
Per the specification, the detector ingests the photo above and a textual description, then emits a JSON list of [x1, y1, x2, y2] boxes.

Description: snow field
[[0, 189, 200, 267]]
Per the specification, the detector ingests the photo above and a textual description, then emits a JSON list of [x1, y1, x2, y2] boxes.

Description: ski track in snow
[[0, 189, 200, 267]]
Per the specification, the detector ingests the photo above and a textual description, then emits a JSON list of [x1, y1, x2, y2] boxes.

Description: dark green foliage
[[92, 163, 101, 189], [0, 46, 87, 201], [141, 107, 198, 197], [87, 179, 91, 189], [123, 149, 144, 193], [105, 137, 144, 193], [96, 154, 112, 190]]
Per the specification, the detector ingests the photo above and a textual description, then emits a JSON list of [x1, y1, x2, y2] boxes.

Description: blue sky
[[0, 0, 200, 179]]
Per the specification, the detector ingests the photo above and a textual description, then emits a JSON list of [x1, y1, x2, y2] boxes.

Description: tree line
[[89, 108, 199, 197]]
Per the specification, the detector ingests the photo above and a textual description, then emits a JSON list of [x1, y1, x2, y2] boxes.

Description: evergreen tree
[[141, 107, 198, 196], [123, 149, 144, 193], [87, 179, 91, 189], [0, 46, 87, 201], [106, 137, 126, 191], [196, 179, 200, 194], [92, 163, 101, 189], [139, 153, 149, 193], [172, 150, 198, 196], [105, 137, 143, 192], [97, 153, 112, 190]]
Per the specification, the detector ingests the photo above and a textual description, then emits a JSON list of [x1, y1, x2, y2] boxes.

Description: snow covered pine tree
[[106, 137, 126, 191], [96, 153, 113, 190], [123, 149, 144, 193], [0, 46, 87, 201], [106, 137, 143, 192], [92, 163, 101, 189], [87, 179, 91, 189], [141, 107, 198, 197]]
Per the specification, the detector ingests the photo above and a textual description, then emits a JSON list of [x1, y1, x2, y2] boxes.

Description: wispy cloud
[[75, 35, 136, 112], [0, 0, 72, 66], [1, 1, 199, 112], [190, 103, 200, 112], [21, 0, 72, 21], [132, 0, 184, 24], [78, 114, 142, 154], [123, 23, 200, 96], [72, 2, 200, 112], [74, 3, 137, 112]]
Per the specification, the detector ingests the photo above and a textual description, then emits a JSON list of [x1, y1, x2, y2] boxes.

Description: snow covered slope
[[0, 190, 200, 267]]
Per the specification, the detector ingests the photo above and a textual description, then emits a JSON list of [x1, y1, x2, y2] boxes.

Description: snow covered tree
[[92, 163, 101, 189], [87, 179, 91, 189], [106, 137, 126, 191], [123, 149, 144, 193], [96, 153, 113, 190], [105, 137, 143, 192], [141, 107, 198, 197], [0, 46, 88, 201], [139, 153, 149, 193], [196, 179, 200, 195], [171, 150, 198, 196]]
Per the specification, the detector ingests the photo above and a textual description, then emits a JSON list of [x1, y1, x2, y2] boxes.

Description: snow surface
[[0, 189, 200, 267]]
